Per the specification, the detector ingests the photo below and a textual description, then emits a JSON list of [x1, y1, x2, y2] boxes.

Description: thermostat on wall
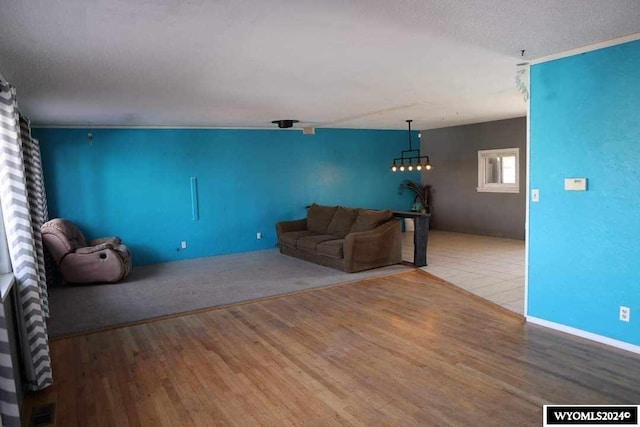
[[564, 178, 587, 191]]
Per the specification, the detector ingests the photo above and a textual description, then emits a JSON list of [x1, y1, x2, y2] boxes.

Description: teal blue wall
[[34, 128, 419, 266], [529, 40, 640, 345]]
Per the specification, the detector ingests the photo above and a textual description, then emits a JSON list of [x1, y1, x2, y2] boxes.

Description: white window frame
[[477, 148, 520, 193]]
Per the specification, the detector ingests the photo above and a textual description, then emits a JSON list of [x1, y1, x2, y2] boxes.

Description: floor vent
[[31, 402, 56, 426]]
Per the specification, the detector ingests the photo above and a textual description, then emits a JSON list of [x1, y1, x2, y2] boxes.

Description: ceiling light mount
[[271, 119, 299, 129], [391, 119, 432, 172]]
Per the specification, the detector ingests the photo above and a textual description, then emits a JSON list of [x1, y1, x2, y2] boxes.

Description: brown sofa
[[276, 203, 402, 273]]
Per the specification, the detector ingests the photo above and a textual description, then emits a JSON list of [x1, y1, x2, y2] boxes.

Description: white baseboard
[[526, 316, 640, 355]]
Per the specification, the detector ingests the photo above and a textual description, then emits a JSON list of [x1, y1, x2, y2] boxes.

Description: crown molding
[[30, 124, 307, 131], [531, 32, 640, 65]]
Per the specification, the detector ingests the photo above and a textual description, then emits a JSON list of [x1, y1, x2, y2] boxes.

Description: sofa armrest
[[343, 219, 402, 273], [89, 236, 121, 246], [276, 218, 307, 237]]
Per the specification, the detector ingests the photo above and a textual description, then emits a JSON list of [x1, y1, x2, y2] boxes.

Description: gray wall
[[421, 117, 526, 240]]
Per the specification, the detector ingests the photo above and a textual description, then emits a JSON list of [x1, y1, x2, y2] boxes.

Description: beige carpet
[[47, 249, 411, 338]]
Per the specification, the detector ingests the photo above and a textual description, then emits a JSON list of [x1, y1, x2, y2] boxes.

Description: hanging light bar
[[390, 119, 432, 172]]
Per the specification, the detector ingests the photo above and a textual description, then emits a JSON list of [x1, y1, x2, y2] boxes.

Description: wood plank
[[22, 270, 640, 426]]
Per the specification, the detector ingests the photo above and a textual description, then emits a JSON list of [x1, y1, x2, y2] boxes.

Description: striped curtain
[[20, 116, 50, 318], [0, 82, 52, 411], [0, 304, 20, 427]]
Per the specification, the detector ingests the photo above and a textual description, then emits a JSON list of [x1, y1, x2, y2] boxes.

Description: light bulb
[[391, 164, 397, 172], [416, 164, 422, 171], [426, 163, 432, 170], [399, 164, 405, 171], [408, 163, 414, 171]]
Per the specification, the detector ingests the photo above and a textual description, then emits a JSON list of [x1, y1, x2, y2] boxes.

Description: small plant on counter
[[398, 180, 431, 213]]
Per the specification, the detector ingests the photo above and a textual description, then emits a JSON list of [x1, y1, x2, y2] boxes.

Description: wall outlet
[[620, 306, 630, 322], [256, 232, 262, 240], [181, 241, 187, 249]]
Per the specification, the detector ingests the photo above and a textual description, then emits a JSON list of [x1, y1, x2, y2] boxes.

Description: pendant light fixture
[[391, 120, 431, 172]]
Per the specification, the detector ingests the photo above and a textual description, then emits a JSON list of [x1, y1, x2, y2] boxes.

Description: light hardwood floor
[[24, 270, 640, 426]]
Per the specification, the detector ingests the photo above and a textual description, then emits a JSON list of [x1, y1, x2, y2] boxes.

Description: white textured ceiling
[[0, 0, 639, 129]]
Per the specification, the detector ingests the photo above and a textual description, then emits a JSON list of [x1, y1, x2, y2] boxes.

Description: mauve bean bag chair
[[41, 218, 131, 284]]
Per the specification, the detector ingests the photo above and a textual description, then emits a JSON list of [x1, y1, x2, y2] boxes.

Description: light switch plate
[[531, 189, 539, 202]]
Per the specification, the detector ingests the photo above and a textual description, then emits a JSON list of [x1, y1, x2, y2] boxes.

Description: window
[[477, 148, 519, 193]]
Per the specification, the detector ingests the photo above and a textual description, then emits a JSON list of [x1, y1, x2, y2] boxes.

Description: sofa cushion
[[280, 230, 315, 248], [297, 235, 336, 251], [316, 239, 345, 259], [307, 203, 338, 234], [326, 206, 359, 238], [350, 209, 393, 233]]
